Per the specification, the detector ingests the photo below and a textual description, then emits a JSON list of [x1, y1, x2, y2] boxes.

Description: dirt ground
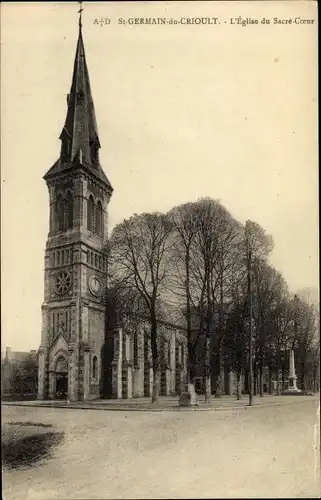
[[2, 399, 320, 499]]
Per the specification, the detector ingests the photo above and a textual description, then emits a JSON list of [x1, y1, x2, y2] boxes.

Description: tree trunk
[[216, 273, 224, 399], [259, 363, 263, 397], [204, 334, 211, 403], [204, 375, 211, 402], [253, 364, 257, 396], [268, 365, 272, 394], [236, 370, 242, 400], [214, 373, 221, 398], [300, 362, 305, 392], [185, 248, 195, 389], [151, 368, 160, 403], [214, 349, 221, 398], [150, 311, 160, 403], [281, 368, 285, 391], [244, 367, 249, 394], [276, 350, 281, 395], [188, 347, 196, 385], [205, 263, 212, 403]]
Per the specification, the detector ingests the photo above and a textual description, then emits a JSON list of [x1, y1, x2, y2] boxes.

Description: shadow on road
[[2, 422, 65, 470]]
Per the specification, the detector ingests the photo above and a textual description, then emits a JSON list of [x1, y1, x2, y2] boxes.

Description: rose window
[[54, 271, 71, 295]]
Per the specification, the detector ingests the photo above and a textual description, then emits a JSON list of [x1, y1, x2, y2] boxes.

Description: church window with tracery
[[55, 192, 73, 233], [87, 195, 95, 232], [66, 191, 73, 229]]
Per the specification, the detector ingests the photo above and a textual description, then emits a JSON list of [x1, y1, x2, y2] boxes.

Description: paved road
[[3, 400, 320, 499]]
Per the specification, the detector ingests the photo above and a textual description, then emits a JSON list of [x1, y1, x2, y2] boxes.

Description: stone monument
[[284, 349, 301, 394]]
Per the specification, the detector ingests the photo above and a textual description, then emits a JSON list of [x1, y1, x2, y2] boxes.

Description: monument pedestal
[[179, 383, 199, 406]]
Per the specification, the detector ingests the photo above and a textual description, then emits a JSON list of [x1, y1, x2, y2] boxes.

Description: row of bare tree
[[107, 198, 319, 403]]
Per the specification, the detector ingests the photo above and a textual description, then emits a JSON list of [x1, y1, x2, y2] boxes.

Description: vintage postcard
[[1, 1, 319, 499]]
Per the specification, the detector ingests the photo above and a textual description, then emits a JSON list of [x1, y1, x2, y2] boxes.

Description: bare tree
[[169, 198, 240, 402], [291, 295, 318, 392], [251, 262, 287, 396], [109, 213, 174, 403], [243, 220, 273, 405], [223, 298, 248, 400], [167, 203, 200, 386]]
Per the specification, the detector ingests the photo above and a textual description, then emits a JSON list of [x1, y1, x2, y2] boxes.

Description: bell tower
[[38, 14, 113, 401]]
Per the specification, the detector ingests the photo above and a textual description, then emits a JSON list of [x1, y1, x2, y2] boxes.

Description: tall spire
[[59, 2, 100, 169], [45, 5, 112, 191]]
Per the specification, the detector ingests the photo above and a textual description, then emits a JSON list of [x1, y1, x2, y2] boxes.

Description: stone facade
[[103, 320, 187, 399], [37, 171, 112, 401]]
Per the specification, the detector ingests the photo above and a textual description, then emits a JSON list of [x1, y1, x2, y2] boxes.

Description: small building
[[1, 347, 38, 397]]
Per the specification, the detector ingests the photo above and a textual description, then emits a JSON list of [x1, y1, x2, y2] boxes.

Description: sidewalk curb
[[2, 398, 318, 413]]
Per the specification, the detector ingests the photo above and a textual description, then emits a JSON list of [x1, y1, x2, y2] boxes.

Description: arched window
[[87, 196, 95, 232], [92, 356, 98, 379], [56, 195, 64, 232], [66, 191, 73, 230], [95, 201, 103, 237]]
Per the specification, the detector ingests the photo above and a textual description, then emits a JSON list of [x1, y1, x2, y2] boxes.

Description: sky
[[1, 1, 318, 351]]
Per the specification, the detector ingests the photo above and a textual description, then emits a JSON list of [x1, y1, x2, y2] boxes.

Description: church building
[[37, 16, 188, 401]]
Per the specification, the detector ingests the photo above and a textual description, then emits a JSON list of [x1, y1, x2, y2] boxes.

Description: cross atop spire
[[78, 1, 83, 30]]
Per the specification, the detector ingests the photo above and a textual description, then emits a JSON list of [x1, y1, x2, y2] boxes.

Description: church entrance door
[[54, 356, 68, 400], [55, 373, 68, 399]]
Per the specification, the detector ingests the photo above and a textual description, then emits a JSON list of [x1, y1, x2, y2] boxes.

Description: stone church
[[37, 18, 188, 401]]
